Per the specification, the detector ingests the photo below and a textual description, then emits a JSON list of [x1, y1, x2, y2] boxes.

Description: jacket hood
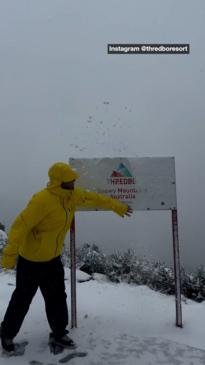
[[47, 162, 79, 195], [48, 162, 79, 184]]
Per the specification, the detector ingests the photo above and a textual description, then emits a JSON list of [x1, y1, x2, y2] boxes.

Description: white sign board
[[69, 157, 177, 211]]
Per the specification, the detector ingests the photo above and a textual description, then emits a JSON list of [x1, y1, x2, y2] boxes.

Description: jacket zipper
[[54, 198, 69, 257]]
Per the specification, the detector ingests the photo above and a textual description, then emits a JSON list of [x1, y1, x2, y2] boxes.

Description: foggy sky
[[0, 0, 205, 270]]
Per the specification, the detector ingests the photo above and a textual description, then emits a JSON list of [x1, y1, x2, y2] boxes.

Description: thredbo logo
[[107, 163, 135, 185], [106, 163, 137, 202]]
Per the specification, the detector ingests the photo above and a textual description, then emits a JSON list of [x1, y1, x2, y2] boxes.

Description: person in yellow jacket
[[0, 162, 133, 353]]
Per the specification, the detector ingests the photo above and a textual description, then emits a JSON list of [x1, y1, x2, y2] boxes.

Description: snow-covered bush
[[106, 249, 141, 283], [0, 229, 7, 253], [148, 261, 175, 295], [0, 229, 7, 271], [105, 250, 175, 294], [181, 266, 205, 302], [76, 243, 107, 275], [53, 242, 205, 303]]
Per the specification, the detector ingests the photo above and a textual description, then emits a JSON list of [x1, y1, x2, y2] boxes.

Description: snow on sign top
[[69, 157, 177, 211]]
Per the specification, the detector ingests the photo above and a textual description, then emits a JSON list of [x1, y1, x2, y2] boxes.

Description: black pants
[[1, 255, 68, 339]]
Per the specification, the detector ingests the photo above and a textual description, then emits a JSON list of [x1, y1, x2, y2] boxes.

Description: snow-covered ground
[[1, 268, 205, 364]]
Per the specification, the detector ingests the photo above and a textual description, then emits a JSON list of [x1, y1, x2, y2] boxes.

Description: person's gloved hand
[[123, 205, 133, 217], [1, 253, 16, 269]]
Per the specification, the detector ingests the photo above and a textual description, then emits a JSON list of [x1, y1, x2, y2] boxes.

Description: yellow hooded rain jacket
[[1, 162, 128, 269]]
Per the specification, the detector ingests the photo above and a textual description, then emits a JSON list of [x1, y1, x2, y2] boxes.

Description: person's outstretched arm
[[74, 188, 133, 217]]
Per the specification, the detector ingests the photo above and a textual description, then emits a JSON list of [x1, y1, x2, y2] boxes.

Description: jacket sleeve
[[75, 189, 128, 217], [1, 193, 48, 269]]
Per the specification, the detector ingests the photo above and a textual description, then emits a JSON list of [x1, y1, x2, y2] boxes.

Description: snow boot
[[0, 324, 15, 353], [48, 331, 76, 354], [0, 324, 28, 356], [1, 337, 15, 353]]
